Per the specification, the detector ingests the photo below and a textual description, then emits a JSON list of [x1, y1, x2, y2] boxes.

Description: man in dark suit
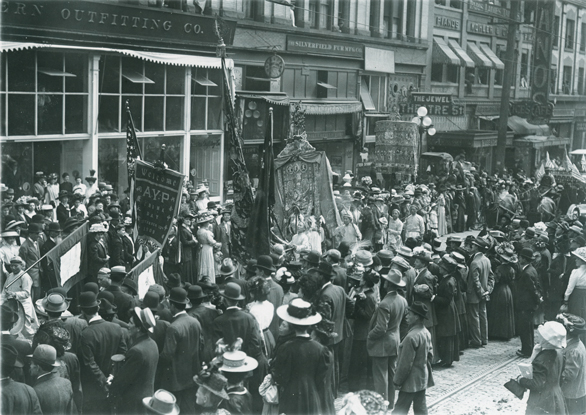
[[30, 344, 75, 415], [1, 303, 32, 384], [513, 248, 541, 357], [40, 222, 62, 293], [105, 266, 134, 323], [19, 222, 42, 302], [254, 255, 283, 338], [214, 282, 268, 412], [186, 284, 220, 364], [159, 287, 203, 413], [1, 345, 43, 414], [367, 269, 408, 406], [78, 291, 127, 415], [110, 307, 159, 415], [87, 224, 110, 284], [325, 249, 348, 292], [466, 237, 494, 348], [311, 261, 355, 396], [56, 190, 71, 226]]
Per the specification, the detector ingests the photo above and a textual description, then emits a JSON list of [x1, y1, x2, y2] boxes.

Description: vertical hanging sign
[[529, 0, 555, 123]]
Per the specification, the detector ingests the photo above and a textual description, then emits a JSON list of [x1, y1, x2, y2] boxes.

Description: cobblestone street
[[428, 336, 529, 415]]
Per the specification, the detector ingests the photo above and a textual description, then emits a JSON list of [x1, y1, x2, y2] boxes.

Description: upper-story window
[[581, 23, 586, 52], [309, 0, 332, 30], [565, 19, 575, 51], [553, 16, 560, 48], [435, 0, 461, 10], [1, 50, 88, 136]]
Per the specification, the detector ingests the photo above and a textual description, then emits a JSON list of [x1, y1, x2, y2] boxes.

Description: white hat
[[276, 298, 322, 326], [218, 351, 258, 373], [537, 321, 567, 349], [89, 224, 107, 233]]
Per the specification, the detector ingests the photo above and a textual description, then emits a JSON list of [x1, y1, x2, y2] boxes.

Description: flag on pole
[[246, 107, 275, 257], [126, 100, 142, 186]]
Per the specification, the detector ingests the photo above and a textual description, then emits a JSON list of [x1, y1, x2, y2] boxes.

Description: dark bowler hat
[[310, 261, 333, 278], [122, 278, 138, 295], [58, 190, 71, 200], [519, 248, 534, 260], [220, 282, 245, 301], [47, 222, 61, 233], [82, 282, 99, 294], [166, 273, 184, 289], [98, 298, 117, 316], [187, 285, 207, 301], [63, 218, 81, 232], [142, 291, 161, 313], [255, 255, 275, 272], [303, 251, 321, 267], [79, 292, 100, 308], [169, 287, 189, 305], [218, 258, 236, 276], [2, 345, 23, 368], [409, 301, 429, 319], [245, 259, 257, 273], [28, 223, 42, 234]]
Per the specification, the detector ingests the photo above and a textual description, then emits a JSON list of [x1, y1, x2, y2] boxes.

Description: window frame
[[565, 18, 575, 51]]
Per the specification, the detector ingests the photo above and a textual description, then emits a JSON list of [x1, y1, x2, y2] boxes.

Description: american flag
[[126, 99, 142, 185]]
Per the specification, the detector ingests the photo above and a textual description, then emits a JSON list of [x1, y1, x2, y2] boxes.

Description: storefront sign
[[364, 47, 395, 73], [575, 121, 586, 132], [399, 93, 465, 117], [435, 16, 460, 30], [467, 21, 508, 38], [1, 0, 237, 49], [134, 160, 185, 248], [530, 0, 555, 123], [509, 100, 554, 124], [286, 35, 363, 58], [468, 0, 510, 19]]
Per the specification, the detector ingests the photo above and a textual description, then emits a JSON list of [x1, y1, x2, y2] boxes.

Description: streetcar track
[[428, 355, 522, 409]]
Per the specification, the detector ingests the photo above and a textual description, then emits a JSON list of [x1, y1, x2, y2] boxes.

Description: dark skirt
[[437, 335, 460, 366], [487, 282, 516, 340], [181, 260, 196, 285], [569, 287, 586, 344]]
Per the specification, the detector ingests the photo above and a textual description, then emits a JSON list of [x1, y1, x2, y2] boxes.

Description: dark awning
[[448, 40, 475, 68], [433, 38, 461, 66], [467, 43, 493, 68], [235, 92, 290, 106], [479, 44, 504, 70]]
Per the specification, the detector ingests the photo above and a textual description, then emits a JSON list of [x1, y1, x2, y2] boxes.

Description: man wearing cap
[[106, 266, 135, 323], [19, 223, 42, 302], [466, 238, 494, 348], [79, 291, 127, 414], [255, 255, 283, 338], [393, 302, 434, 415], [87, 224, 110, 284], [159, 287, 203, 413], [30, 344, 75, 415], [1, 345, 43, 414], [110, 307, 159, 415], [367, 269, 408, 406], [513, 248, 542, 357]]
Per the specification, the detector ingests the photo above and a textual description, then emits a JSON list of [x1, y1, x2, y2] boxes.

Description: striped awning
[[432, 38, 461, 66], [300, 101, 362, 115], [479, 44, 504, 70], [448, 39, 475, 68], [0, 41, 233, 69], [467, 43, 494, 68]]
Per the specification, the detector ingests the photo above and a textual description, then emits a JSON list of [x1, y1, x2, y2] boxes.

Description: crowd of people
[[1, 159, 586, 415]]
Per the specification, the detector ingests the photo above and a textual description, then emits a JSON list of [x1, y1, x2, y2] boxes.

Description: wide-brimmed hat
[[571, 246, 586, 263], [413, 250, 432, 264], [1, 231, 19, 238], [409, 301, 428, 318], [537, 321, 567, 348], [255, 255, 276, 272], [122, 278, 138, 295], [556, 313, 586, 334], [41, 293, 69, 313], [218, 258, 237, 276], [382, 269, 406, 287], [193, 372, 229, 400], [1, 300, 24, 336], [89, 224, 107, 233], [110, 265, 127, 282], [9, 256, 25, 266], [142, 389, 180, 415], [28, 344, 60, 368], [355, 250, 373, 266], [396, 246, 413, 258], [277, 298, 322, 326], [98, 298, 117, 316], [277, 271, 296, 285], [347, 263, 365, 281], [218, 351, 258, 373], [58, 190, 70, 200], [496, 243, 518, 264], [169, 287, 189, 305], [220, 282, 245, 301], [196, 212, 214, 224], [194, 184, 209, 195]]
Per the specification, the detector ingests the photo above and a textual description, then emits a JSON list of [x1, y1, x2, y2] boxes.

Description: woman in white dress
[[246, 276, 276, 359], [196, 212, 221, 283], [2, 256, 39, 339], [387, 209, 404, 251], [306, 216, 323, 254], [437, 191, 448, 237]]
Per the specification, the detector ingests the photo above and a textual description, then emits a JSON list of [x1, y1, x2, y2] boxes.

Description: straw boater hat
[[277, 298, 322, 326], [571, 246, 586, 263], [142, 390, 180, 415], [537, 321, 567, 349], [218, 351, 258, 373], [89, 223, 108, 233]]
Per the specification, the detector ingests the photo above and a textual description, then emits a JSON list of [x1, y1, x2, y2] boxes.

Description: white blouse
[[565, 264, 586, 299]]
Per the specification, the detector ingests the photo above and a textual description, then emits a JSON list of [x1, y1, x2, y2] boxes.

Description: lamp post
[[411, 106, 436, 153]]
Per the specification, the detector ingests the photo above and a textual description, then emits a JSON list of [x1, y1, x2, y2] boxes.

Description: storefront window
[[140, 136, 182, 172], [190, 134, 222, 196], [2, 50, 88, 136], [98, 56, 185, 133], [1, 142, 33, 198], [191, 68, 223, 131], [98, 138, 128, 194]]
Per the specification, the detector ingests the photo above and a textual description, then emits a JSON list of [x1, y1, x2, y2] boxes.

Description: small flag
[[126, 100, 142, 185]]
